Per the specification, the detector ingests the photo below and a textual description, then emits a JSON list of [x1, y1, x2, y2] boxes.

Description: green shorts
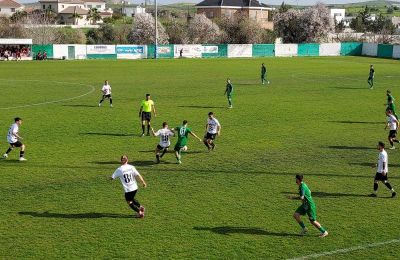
[[295, 204, 317, 222], [174, 144, 184, 152]]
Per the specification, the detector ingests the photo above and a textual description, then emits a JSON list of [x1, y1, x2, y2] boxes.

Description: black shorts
[[102, 94, 111, 99], [205, 132, 217, 140], [375, 172, 388, 182], [389, 130, 397, 138], [125, 190, 138, 201], [141, 112, 151, 121], [157, 144, 169, 150], [10, 141, 23, 148]]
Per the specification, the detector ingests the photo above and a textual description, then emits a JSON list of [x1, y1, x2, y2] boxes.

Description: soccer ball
[[181, 146, 188, 151]]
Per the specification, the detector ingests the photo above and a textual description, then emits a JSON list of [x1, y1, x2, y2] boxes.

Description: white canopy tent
[[0, 38, 33, 60]]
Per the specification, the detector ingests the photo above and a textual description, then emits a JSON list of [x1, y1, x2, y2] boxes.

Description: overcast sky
[[17, 0, 400, 6]]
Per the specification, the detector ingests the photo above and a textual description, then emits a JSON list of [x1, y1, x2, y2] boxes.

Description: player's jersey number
[[161, 134, 169, 142], [123, 173, 133, 183]]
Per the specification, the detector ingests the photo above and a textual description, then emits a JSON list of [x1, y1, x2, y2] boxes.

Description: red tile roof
[[0, 0, 22, 8]]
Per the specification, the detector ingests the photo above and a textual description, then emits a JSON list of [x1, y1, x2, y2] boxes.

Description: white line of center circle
[[0, 79, 96, 110]]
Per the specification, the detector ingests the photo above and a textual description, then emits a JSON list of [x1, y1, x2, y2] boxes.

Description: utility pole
[[154, 0, 158, 59]]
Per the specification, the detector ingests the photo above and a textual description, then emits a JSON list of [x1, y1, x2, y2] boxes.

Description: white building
[[122, 5, 145, 17], [39, 0, 112, 25], [0, 0, 24, 17], [330, 8, 345, 24]]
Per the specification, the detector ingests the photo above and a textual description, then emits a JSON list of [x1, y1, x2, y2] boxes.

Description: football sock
[[319, 226, 326, 233], [129, 203, 139, 213], [299, 221, 306, 229], [110, 98, 113, 105], [141, 125, 145, 134], [203, 140, 210, 149], [147, 125, 150, 135], [395, 139, 399, 143], [156, 154, 160, 161], [99, 99, 104, 103], [211, 142, 215, 148], [390, 141, 394, 146], [19, 151, 24, 158], [132, 199, 140, 207], [160, 149, 167, 158], [384, 182, 393, 190], [374, 183, 378, 192], [6, 148, 12, 154]]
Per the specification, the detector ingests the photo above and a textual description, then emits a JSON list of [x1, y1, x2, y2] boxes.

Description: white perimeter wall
[[227, 44, 252, 58], [53, 44, 87, 59], [75, 45, 87, 59], [393, 45, 400, 59], [275, 44, 298, 57], [319, 43, 341, 56], [174, 44, 203, 58], [53, 44, 68, 59], [362, 43, 378, 56]]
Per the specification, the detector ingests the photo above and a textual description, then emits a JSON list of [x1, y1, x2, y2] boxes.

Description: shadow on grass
[[92, 160, 159, 166], [91, 161, 120, 165], [323, 145, 374, 150], [62, 104, 98, 108], [282, 191, 370, 198], [19, 211, 133, 219], [349, 162, 400, 168], [138, 150, 203, 154], [234, 83, 258, 86], [330, 87, 368, 90], [3, 162, 399, 179], [80, 132, 132, 137], [328, 120, 383, 125], [193, 226, 301, 237], [177, 105, 225, 109]]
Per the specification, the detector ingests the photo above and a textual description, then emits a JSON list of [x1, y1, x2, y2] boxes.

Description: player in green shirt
[[368, 65, 375, 89], [261, 63, 269, 85], [173, 120, 202, 164], [293, 175, 328, 238], [224, 79, 233, 109], [386, 90, 397, 119]]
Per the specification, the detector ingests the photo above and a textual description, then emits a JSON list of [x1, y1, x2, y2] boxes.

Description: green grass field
[[1, 57, 400, 259]]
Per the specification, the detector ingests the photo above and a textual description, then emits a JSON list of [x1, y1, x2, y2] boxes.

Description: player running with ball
[[174, 120, 202, 164]]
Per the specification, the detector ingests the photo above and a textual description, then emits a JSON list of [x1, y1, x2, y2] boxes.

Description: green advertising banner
[[377, 44, 394, 58], [340, 42, 362, 56], [252, 44, 275, 57], [32, 44, 53, 59], [298, 44, 320, 56]]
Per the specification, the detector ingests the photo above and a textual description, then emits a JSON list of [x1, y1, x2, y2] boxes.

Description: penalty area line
[[288, 238, 400, 260]]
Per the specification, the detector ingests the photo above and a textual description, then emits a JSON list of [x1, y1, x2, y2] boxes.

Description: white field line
[[288, 238, 400, 260], [0, 79, 95, 110]]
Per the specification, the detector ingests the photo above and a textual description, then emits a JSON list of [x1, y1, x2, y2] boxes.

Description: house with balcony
[[0, 0, 24, 17], [195, 0, 274, 30], [39, 0, 112, 25]]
